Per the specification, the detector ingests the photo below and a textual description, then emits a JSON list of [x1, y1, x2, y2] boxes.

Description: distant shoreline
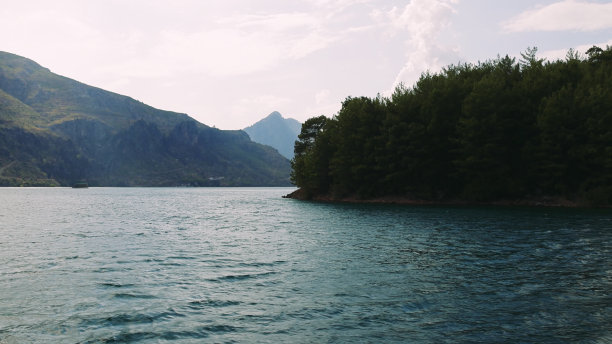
[[283, 188, 608, 208]]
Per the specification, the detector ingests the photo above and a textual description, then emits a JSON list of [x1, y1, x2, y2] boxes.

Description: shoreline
[[282, 189, 608, 208]]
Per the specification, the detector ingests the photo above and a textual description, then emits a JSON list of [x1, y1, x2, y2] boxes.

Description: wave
[[207, 271, 277, 282]]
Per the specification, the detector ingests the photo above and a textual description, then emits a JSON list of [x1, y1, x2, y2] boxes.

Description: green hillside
[[0, 51, 291, 186]]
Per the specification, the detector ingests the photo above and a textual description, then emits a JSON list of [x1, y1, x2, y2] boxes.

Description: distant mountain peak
[[267, 111, 283, 119], [244, 112, 302, 160]]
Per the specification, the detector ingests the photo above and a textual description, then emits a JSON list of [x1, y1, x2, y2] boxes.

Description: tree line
[[291, 46, 612, 205]]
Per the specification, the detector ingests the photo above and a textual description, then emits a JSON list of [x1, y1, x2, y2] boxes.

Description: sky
[[1, 0, 611, 130]]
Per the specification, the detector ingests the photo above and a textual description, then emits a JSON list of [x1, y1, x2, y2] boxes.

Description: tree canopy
[[291, 46, 612, 205]]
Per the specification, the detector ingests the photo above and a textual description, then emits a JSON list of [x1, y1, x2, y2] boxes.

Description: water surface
[[0, 187, 610, 343]]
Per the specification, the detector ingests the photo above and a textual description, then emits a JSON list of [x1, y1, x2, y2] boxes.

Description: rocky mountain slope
[[0, 51, 291, 186]]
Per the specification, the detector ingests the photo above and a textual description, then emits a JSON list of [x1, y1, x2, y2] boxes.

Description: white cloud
[[218, 12, 319, 31], [12, 0, 608, 130], [0, 8, 102, 57], [502, 0, 612, 32], [373, 0, 459, 89], [289, 32, 342, 59], [231, 94, 293, 127], [238, 94, 292, 108], [308, 0, 373, 13], [540, 39, 612, 61], [154, 29, 285, 77], [121, 10, 362, 78], [315, 89, 331, 104], [214, 10, 371, 66]]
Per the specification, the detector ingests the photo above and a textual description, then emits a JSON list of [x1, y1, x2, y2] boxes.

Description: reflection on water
[[0, 187, 610, 343]]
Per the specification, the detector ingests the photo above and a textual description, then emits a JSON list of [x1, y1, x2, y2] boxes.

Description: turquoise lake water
[[0, 187, 610, 343]]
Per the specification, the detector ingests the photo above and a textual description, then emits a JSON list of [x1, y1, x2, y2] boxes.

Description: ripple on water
[[97, 282, 135, 289], [187, 299, 242, 309], [80, 309, 185, 329], [207, 271, 278, 283], [80, 321, 240, 342], [0, 188, 610, 343], [112, 293, 157, 300]]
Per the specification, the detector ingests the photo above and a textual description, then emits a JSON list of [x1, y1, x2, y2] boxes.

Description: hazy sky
[[2, 0, 611, 129]]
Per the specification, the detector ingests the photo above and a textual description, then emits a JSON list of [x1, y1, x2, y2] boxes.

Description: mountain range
[[243, 111, 301, 159], [0, 51, 291, 186]]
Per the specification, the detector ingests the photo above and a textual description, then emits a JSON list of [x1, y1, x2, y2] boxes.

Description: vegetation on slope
[[0, 51, 291, 186], [290, 46, 612, 206]]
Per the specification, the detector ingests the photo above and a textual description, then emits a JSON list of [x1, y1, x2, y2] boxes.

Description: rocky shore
[[283, 188, 601, 208]]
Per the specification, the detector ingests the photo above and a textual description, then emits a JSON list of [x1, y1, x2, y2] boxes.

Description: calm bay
[[0, 187, 610, 343]]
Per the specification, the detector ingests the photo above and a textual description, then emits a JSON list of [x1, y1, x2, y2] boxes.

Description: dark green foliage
[[0, 127, 87, 186], [291, 115, 328, 196], [329, 96, 387, 197], [291, 46, 612, 205], [0, 51, 291, 186]]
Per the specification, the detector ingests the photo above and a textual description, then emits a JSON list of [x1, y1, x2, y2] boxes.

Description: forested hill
[[289, 46, 612, 206], [0, 51, 291, 186]]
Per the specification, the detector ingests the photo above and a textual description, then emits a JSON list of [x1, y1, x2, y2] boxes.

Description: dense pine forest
[[290, 46, 612, 206]]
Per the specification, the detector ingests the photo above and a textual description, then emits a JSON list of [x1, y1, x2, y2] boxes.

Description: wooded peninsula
[[287, 46, 612, 207]]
